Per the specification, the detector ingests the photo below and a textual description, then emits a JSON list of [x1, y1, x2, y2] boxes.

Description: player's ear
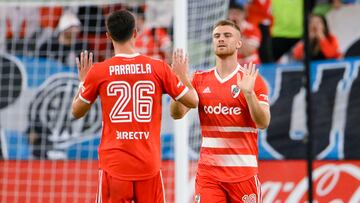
[[236, 40, 242, 49], [106, 32, 111, 40], [133, 29, 138, 39], [236, 30, 242, 49]]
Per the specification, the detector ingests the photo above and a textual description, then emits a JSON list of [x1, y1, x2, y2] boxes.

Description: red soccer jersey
[[79, 53, 188, 180], [192, 64, 269, 182]]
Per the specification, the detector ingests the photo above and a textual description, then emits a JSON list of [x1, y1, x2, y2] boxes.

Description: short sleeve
[[255, 75, 269, 106], [191, 71, 200, 92], [79, 64, 100, 104], [158, 61, 189, 101]]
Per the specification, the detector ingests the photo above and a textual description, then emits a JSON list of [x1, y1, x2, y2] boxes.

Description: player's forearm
[[243, 91, 270, 129], [170, 99, 191, 119], [176, 74, 199, 108], [178, 73, 193, 90], [72, 83, 91, 119], [72, 91, 84, 119], [72, 88, 80, 104]]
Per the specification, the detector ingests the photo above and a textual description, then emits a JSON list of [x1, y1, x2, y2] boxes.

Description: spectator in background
[[246, 0, 273, 63], [271, 0, 303, 62], [33, 6, 63, 50], [228, 2, 262, 65], [38, 11, 87, 67], [133, 6, 172, 62], [77, 5, 111, 62], [1, 6, 41, 54], [292, 14, 341, 61]]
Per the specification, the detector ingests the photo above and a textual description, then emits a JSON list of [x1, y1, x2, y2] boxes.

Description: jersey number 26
[[107, 80, 155, 123]]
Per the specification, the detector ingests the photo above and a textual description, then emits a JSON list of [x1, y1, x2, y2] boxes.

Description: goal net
[[0, 0, 228, 202]]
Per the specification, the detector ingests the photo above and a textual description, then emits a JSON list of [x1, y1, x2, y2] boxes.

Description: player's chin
[[215, 50, 232, 57]]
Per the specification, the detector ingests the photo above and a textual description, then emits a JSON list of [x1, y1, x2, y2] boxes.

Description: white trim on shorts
[[160, 170, 167, 203], [96, 169, 103, 203], [254, 175, 261, 203]]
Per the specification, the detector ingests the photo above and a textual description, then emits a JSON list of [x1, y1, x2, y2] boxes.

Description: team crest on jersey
[[231, 85, 240, 98], [195, 194, 201, 203]]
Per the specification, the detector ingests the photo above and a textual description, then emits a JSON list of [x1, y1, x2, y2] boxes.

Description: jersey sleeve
[[79, 64, 100, 104], [255, 75, 269, 106], [191, 71, 199, 90], [158, 61, 189, 100]]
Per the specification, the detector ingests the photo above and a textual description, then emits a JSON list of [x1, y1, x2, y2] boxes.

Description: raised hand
[[315, 26, 325, 39], [76, 50, 93, 82], [171, 48, 189, 79], [236, 62, 258, 95]]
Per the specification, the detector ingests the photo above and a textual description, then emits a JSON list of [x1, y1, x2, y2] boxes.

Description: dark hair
[[312, 14, 330, 38], [106, 10, 135, 43], [229, 1, 245, 11], [213, 20, 241, 32]]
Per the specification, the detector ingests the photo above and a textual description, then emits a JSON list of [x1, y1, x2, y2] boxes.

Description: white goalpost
[[173, 0, 229, 202], [173, 0, 190, 202]]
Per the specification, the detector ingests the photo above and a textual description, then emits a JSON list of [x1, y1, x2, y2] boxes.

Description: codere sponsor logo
[[204, 103, 241, 115]]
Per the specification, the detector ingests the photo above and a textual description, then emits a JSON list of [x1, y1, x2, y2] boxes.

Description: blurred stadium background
[[0, 0, 359, 202]]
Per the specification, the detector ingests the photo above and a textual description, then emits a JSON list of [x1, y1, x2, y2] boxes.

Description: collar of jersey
[[115, 53, 140, 58], [214, 63, 242, 84]]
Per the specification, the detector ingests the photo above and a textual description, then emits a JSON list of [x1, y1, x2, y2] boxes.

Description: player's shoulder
[[137, 55, 167, 69], [140, 54, 164, 62], [192, 68, 214, 81], [89, 58, 111, 74], [193, 67, 215, 75], [97, 56, 118, 66], [88, 61, 102, 72]]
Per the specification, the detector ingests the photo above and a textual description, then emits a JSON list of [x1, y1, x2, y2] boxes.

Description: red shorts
[[95, 169, 166, 203], [195, 175, 261, 203]]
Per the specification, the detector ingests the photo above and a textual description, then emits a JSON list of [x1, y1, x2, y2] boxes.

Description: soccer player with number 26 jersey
[[72, 10, 198, 203]]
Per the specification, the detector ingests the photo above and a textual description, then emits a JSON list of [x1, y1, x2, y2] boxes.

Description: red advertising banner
[[0, 160, 359, 202], [259, 160, 360, 203]]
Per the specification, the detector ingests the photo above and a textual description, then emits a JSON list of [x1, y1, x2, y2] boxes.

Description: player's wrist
[[243, 90, 255, 98], [178, 74, 191, 85], [78, 82, 84, 90]]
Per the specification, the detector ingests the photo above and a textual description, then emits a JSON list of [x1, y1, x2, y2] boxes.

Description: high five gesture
[[172, 48, 189, 79], [237, 61, 258, 95], [170, 48, 198, 110], [76, 50, 93, 82]]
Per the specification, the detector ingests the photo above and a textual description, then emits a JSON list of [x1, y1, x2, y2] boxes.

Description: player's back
[[80, 53, 188, 180]]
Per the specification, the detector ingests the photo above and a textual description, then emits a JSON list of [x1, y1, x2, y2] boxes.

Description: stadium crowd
[[1, 0, 360, 69]]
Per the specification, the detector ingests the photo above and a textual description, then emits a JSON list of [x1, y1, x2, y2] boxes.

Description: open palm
[[76, 50, 93, 82], [171, 48, 189, 78], [237, 62, 258, 95]]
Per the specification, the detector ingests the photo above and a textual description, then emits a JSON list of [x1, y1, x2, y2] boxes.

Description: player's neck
[[112, 41, 137, 55], [215, 56, 238, 79]]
